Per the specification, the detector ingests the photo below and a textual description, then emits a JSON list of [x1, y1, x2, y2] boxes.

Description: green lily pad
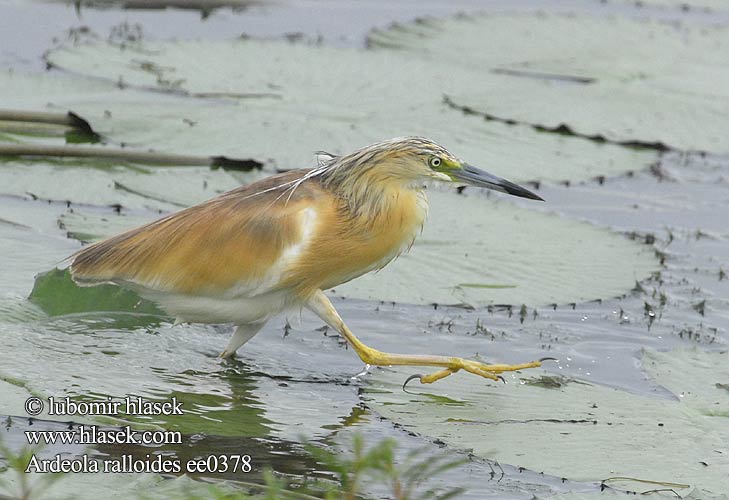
[[41, 41, 656, 183], [368, 13, 729, 153], [29, 267, 165, 317], [362, 348, 729, 496]]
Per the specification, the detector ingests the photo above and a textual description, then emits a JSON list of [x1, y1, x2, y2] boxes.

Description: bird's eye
[[429, 157, 442, 168]]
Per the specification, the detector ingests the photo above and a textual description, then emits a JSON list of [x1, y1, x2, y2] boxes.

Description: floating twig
[[0, 109, 97, 137], [0, 144, 262, 171], [602, 476, 690, 491]]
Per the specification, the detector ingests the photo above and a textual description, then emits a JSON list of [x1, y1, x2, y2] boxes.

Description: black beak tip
[[457, 164, 544, 201], [507, 185, 544, 202]]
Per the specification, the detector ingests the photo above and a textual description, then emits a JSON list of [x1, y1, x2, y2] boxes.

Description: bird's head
[[344, 137, 542, 201]]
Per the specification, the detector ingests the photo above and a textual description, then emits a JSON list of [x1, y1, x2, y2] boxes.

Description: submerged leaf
[[28, 267, 164, 317], [522, 375, 585, 389]]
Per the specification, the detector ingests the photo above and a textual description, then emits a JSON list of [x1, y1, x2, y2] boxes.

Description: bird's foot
[[403, 357, 556, 389], [460, 357, 555, 378]]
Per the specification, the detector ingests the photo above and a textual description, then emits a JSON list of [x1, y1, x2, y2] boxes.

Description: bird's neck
[[326, 171, 427, 224]]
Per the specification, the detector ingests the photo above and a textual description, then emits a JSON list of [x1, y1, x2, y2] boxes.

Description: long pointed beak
[[453, 164, 544, 201]]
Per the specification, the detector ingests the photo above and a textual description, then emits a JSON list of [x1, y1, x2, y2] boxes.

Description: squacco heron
[[70, 137, 547, 385]]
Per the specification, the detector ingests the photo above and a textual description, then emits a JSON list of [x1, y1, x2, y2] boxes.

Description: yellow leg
[[306, 290, 547, 385]]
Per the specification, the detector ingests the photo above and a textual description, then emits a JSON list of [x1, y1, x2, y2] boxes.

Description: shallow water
[[2, 152, 727, 497], [1, 1, 729, 499]]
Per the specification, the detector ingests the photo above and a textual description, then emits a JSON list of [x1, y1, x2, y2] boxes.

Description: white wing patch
[[223, 206, 318, 299]]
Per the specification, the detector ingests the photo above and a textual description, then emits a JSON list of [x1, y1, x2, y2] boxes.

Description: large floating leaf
[[55, 187, 660, 307], [363, 348, 729, 496], [368, 13, 729, 153], [29, 267, 165, 317], [42, 41, 656, 183]]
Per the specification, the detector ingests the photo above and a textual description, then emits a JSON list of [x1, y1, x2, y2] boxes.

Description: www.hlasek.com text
[[26, 425, 182, 446]]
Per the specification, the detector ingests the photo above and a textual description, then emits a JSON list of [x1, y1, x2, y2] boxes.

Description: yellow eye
[[429, 157, 442, 168]]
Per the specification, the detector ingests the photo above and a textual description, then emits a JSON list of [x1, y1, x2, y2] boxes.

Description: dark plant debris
[[443, 95, 674, 153], [522, 375, 587, 389]]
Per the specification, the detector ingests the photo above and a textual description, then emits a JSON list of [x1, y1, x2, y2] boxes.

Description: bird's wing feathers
[[70, 170, 321, 298]]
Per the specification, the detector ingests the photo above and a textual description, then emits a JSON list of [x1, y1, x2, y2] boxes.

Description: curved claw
[[402, 374, 423, 393], [539, 357, 559, 363], [497, 375, 506, 384]]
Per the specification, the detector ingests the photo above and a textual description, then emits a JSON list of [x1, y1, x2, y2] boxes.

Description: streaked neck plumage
[[318, 142, 429, 224]]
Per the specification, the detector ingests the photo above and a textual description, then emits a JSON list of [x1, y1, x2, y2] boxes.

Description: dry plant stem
[[0, 109, 94, 133], [0, 143, 261, 170], [601, 476, 690, 489]]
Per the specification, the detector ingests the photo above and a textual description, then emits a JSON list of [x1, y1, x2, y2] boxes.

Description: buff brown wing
[[70, 170, 322, 300]]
